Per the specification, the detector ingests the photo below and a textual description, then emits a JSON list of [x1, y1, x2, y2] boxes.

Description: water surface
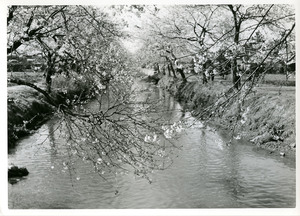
[[8, 82, 295, 208]]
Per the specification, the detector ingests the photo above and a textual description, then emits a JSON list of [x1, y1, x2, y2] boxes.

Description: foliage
[[135, 4, 295, 83], [7, 4, 296, 184], [7, 5, 184, 182]]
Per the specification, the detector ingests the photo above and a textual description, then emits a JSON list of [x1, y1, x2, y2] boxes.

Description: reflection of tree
[[169, 96, 175, 111], [47, 122, 57, 156], [223, 142, 242, 199], [208, 136, 246, 201], [200, 130, 208, 165], [157, 87, 182, 123]]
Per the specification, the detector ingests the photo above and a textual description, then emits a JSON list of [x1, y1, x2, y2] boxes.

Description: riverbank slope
[[7, 72, 95, 149], [8, 85, 54, 149], [157, 74, 296, 158]]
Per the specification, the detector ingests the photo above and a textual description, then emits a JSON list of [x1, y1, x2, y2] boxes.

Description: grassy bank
[[8, 85, 54, 149], [7, 72, 95, 149], [157, 74, 296, 158]]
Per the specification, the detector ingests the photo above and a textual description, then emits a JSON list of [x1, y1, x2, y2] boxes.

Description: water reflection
[[8, 82, 295, 209], [48, 123, 57, 156]]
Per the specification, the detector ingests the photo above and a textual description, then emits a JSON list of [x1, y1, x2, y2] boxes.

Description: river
[[8, 81, 295, 209]]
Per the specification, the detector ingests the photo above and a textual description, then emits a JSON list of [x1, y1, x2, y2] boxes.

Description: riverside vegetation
[[9, 69, 295, 158], [7, 72, 96, 149], [153, 71, 295, 159], [7, 5, 295, 183]]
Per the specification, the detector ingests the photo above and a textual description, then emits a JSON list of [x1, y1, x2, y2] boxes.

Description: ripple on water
[[8, 88, 295, 209]]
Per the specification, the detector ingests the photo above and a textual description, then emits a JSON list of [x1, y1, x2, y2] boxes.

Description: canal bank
[[8, 85, 54, 149], [7, 73, 95, 150], [8, 78, 296, 208], [8, 69, 296, 159], [8, 78, 295, 209], [157, 75, 296, 159]]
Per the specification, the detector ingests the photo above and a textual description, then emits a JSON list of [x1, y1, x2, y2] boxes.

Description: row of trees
[[7, 4, 296, 183], [8, 6, 177, 182], [134, 4, 295, 89], [8, 5, 128, 93]]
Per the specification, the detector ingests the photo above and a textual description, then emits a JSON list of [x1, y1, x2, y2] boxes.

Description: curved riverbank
[[8, 85, 54, 149], [157, 75, 296, 159], [8, 70, 296, 160], [7, 73, 95, 150], [8, 74, 296, 208]]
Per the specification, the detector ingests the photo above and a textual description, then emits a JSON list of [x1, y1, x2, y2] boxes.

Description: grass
[[7, 71, 96, 149], [7, 87, 54, 149], [185, 72, 295, 86], [158, 71, 295, 157], [7, 71, 45, 87], [7, 70, 296, 155], [260, 74, 295, 86], [264, 73, 295, 82]]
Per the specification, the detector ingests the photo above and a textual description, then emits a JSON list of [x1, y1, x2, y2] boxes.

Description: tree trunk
[[163, 56, 177, 78], [177, 68, 187, 82], [202, 71, 208, 84], [45, 52, 56, 93], [167, 64, 171, 76], [175, 60, 187, 82], [169, 63, 177, 78], [162, 65, 166, 75], [232, 58, 240, 89], [229, 4, 242, 89], [157, 64, 160, 74], [45, 67, 54, 93]]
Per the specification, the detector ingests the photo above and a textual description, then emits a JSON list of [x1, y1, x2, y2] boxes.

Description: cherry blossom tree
[[7, 5, 182, 182]]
